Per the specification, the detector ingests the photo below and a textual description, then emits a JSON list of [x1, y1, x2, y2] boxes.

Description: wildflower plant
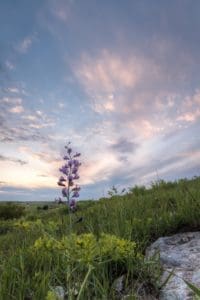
[[57, 142, 81, 212], [108, 185, 126, 197]]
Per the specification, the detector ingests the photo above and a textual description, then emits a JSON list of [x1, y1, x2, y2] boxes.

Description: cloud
[[72, 49, 191, 146], [0, 181, 6, 185], [79, 152, 121, 185], [140, 153, 200, 184], [128, 119, 165, 139], [22, 115, 37, 121], [72, 49, 199, 145], [19, 146, 60, 164], [47, 0, 72, 23], [58, 102, 65, 108], [37, 174, 49, 178], [9, 105, 24, 113], [92, 99, 115, 114], [1, 97, 22, 105], [177, 111, 200, 123], [0, 144, 60, 189], [22, 110, 56, 128], [0, 120, 49, 143], [0, 98, 55, 143], [0, 154, 28, 165], [52, 5, 69, 22], [16, 36, 33, 54], [73, 50, 144, 113], [110, 137, 138, 154], [6, 87, 20, 94], [176, 90, 200, 123], [5, 61, 15, 70], [37, 0, 73, 40]]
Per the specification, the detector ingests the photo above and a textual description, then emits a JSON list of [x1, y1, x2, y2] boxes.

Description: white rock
[[146, 232, 200, 300], [53, 286, 65, 300], [112, 275, 126, 294]]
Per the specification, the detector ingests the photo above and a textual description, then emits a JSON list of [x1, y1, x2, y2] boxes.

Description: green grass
[[0, 176, 199, 299]]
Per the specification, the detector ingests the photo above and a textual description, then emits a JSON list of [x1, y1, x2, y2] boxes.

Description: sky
[[0, 0, 200, 202]]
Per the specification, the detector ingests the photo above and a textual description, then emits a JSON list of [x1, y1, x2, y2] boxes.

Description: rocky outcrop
[[146, 232, 200, 299]]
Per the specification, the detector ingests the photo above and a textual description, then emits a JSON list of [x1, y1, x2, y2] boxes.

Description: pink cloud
[[9, 105, 24, 114], [75, 50, 142, 94], [79, 153, 121, 185], [177, 110, 200, 122]]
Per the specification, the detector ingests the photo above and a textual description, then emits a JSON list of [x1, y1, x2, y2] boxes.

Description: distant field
[[0, 176, 199, 299]]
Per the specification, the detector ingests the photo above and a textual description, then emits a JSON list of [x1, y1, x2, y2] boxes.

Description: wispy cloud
[[19, 146, 60, 164], [0, 145, 60, 189], [0, 154, 28, 165], [9, 105, 24, 113], [110, 137, 138, 154], [5, 60, 15, 70], [22, 110, 56, 129], [16, 34, 37, 54], [58, 102, 65, 108], [6, 87, 20, 94], [177, 111, 200, 123], [79, 152, 121, 185], [73, 50, 145, 113], [1, 97, 22, 105], [0, 109, 51, 144]]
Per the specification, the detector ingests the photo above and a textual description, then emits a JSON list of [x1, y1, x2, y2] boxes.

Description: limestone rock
[[53, 286, 65, 300], [146, 232, 200, 299], [112, 275, 126, 294]]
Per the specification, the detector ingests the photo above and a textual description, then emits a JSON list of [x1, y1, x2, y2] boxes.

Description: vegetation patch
[[0, 176, 199, 299]]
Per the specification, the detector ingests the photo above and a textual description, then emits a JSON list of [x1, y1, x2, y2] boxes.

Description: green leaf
[[184, 279, 200, 298]]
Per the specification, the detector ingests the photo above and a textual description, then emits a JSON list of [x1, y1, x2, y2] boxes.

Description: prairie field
[[0, 176, 200, 300]]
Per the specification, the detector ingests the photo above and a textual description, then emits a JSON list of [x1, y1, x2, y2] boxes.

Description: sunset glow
[[0, 0, 200, 201]]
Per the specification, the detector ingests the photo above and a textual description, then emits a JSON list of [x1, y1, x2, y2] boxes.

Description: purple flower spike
[[70, 199, 76, 206], [68, 160, 73, 167], [72, 167, 78, 174], [59, 176, 66, 182], [59, 165, 69, 176], [63, 155, 70, 160], [57, 142, 81, 212], [73, 159, 81, 167], [72, 185, 81, 192], [68, 175, 73, 181], [57, 181, 66, 187], [72, 191, 79, 198], [69, 199, 76, 211], [67, 148, 72, 154], [62, 188, 67, 197]]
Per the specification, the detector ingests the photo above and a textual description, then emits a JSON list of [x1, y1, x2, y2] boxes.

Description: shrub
[[43, 205, 49, 210], [0, 203, 25, 220], [0, 220, 13, 235]]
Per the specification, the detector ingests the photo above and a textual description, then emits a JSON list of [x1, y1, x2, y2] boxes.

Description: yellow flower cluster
[[34, 236, 56, 250], [14, 219, 58, 232], [33, 233, 140, 264], [14, 220, 35, 230], [99, 233, 136, 260], [45, 290, 58, 300]]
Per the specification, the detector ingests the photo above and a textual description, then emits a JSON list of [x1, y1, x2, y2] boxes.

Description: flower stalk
[[57, 142, 81, 212]]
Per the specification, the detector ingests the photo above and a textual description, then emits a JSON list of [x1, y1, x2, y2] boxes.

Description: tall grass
[[0, 176, 199, 299]]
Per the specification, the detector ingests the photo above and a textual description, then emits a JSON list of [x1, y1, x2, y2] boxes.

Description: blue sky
[[0, 0, 200, 201]]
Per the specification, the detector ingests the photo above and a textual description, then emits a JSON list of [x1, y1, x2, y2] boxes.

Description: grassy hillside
[[0, 176, 200, 299]]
